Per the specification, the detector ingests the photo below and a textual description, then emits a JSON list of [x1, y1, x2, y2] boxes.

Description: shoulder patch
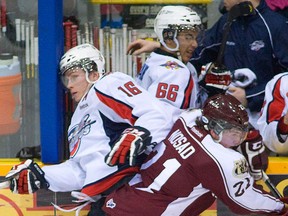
[[160, 61, 183, 70], [233, 158, 249, 178]]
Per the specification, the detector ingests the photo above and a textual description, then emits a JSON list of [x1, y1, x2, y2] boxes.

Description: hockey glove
[[231, 68, 257, 88], [237, 130, 268, 180], [105, 126, 152, 166], [199, 62, 232, 96], [5, 159, 49, 194]]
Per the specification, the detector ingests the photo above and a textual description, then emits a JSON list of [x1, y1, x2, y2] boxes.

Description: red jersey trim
[[181, 74, 194, 109], [81, 167, 139, 197], [95, 89, 137, 125]]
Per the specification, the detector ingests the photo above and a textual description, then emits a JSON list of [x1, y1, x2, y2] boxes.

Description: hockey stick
[[214, 1, 255, 67], [262, 171, 282, 199]]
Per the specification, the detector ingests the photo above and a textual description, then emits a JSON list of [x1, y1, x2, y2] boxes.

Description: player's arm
[[216, 154, 285, 214], [257, 74, 288, 154], [127, 39, 160, 56]]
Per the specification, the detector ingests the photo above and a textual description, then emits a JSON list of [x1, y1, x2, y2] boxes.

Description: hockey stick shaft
[[262, 171, 282, 198], [214, 1, 255, 67]]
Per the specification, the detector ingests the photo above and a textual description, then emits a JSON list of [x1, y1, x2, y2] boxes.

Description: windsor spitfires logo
[[160, 61, 183, 70], [68, 114, 96, 157], [250, 40, 265, 51]]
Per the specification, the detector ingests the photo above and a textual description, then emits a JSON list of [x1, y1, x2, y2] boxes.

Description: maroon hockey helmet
[[202, 94, 249, 135]]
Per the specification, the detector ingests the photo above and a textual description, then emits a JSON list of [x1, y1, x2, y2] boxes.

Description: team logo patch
[[233, 158, 249, 178], [106, 198, 116, 209], [250, 40, 264, 51], [160, 61, 183, 70], [68, 114, 96, 157]]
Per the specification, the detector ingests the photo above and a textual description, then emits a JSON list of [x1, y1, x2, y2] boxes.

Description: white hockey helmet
[[59, 43, 105, 77], [154, 6, 202, 51]]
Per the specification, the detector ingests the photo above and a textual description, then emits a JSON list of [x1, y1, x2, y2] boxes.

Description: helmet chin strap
[[84, 69, 102, 84]]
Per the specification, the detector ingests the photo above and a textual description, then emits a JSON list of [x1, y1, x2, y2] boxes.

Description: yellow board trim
[[1, 157, 288, 176], [90, 0, 212, 4]]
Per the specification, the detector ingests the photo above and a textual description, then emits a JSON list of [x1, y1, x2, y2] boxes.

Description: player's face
[[62, 67, 90, 102], [219, 127, 248, 148], [224, 0, 242, 11], [177, 30, 198, 64]]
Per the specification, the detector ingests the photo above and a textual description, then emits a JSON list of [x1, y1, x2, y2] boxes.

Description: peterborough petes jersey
[[104, 109, 284, 215], [42, 72, 178, 197], [258, 72, 288, 154], [136, 50, 199, 109]]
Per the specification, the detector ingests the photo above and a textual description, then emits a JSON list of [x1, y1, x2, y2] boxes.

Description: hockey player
[[136, 6, 203, 109], [258, 72, 288, 155], [103, 94, 288, 216], [4, 43, 179, 215]]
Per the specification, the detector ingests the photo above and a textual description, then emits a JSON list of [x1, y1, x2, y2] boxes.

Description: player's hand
[[279, 198, 288, 215], [105, 126, 152, 166], [231, 68, 257, 88], [199, 62, 232, 96], [5, 159, 49, 194], [237, 130, 268, 180], [9, 169, 42, 194], [127, 39, 160, 56]]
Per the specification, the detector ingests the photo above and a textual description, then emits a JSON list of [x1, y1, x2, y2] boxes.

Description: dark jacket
[[191, 0, 288, 112]]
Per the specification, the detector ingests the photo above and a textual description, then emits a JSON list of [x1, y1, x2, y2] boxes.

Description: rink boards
[[0, 157, 288, 216]]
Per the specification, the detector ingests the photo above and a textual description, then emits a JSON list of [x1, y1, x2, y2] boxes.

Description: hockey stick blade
[[0, 181, 10, 189], [262, 171, 282, 198]]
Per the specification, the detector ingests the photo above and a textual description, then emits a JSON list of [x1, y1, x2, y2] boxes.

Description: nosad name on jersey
[[168, 129, 195, 159]]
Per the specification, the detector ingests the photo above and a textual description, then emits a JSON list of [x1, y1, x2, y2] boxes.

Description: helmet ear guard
[[162, 29, 176, 41]]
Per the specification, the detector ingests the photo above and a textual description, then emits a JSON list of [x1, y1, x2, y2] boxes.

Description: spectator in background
[[191, 0, 288, 128], [258, 72, 288, 155]]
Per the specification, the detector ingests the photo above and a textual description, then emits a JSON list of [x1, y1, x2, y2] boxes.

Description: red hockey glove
[[237, 130, 268, 180], [5, 159, 49, 194], [200, 62, 232, 89], [105, 126, 152, 166], [199, 62, 232, 96]]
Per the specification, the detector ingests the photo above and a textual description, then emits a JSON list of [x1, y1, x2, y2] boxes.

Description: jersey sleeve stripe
[[267, 77, 285, 123], [181, 74, 194, 109], [95, 88, 137, 125]]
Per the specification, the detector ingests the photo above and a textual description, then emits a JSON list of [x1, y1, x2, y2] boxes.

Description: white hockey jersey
[[258, 72, 288, 155], [42, 72, 179, 197], [136, 51, 200, 109]]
